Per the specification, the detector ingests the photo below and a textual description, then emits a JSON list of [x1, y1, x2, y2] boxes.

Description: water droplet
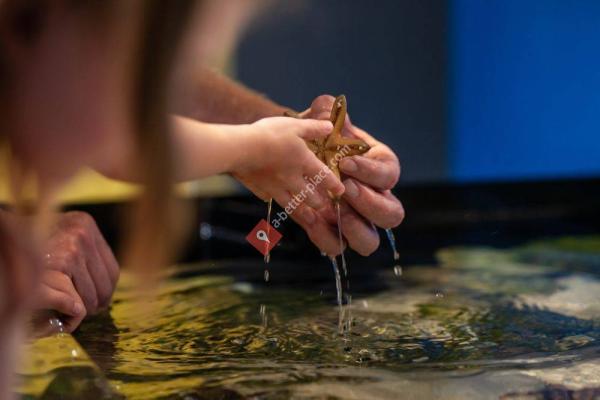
[[362, 300, 369, 308], [385, 228, 400, 261], [393, 265, 403, 276], [48, 317, 65, 333], [330, 258, 343, 308], [264, 270, 270, 282], [264, 198, 273, 264], [335, 203, 348, 278], [71, 349, 78, 358], [199, 223, 212, 240], [435, 292, 445, 298]]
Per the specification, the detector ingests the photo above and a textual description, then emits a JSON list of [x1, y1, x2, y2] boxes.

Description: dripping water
[[330, 257, 344, 334], [259, 304, 268, 329], [385, 228, 402, 276], [264, 198, 273, 263], [334, 202, 348, 278], [393, 265, 403, 276], [264, 198, 273, 281], [344, 293, 353, 335], [385, 228, 400, 261]]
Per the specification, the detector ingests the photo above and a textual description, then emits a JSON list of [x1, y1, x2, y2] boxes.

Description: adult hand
[[290, 95, 405, 256], [34, 211, 119, 333]]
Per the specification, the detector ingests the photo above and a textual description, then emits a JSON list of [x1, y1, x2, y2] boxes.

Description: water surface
[[19, 236, 600, 399]]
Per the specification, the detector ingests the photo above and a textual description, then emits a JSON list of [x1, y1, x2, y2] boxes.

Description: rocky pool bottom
[[17, 236, 600, 399]]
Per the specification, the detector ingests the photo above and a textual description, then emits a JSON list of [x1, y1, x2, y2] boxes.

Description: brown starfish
[[286, 95, 371, 199]]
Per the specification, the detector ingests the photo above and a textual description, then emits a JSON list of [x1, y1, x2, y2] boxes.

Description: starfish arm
[[328, 137, 371, 156]]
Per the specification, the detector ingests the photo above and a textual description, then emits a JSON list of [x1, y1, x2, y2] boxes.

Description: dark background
[[235, 0, 600, 183], [236, 0, 447, 183]]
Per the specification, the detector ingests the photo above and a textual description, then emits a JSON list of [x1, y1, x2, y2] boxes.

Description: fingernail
[[300, 208, 316, 225], [340, 158, 358, 173], [344, 179, 359, 198], [73, 302, 84, 316]]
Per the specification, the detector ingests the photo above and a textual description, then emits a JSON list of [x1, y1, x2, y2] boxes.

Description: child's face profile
[[3, 2, 143, 187]]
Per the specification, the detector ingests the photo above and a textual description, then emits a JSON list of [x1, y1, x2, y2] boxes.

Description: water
[[335, 202, 348, 278], [18, 236, 600, 399], [329, 257, 347, 336], [264, 198, 273, 268]]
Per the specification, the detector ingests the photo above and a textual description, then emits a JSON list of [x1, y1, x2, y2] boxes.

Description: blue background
[[450, 0, 600, 181]]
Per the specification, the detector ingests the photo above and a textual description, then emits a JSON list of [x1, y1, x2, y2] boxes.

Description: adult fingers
[[88, 220, 120, 287], [318, 202, 380, 256], [339, 206, 380, 256], [36, 283, 85, 320], [272, 193, 342, 256], [339, 154, 401, 191], [292, 204, 344, 256], [342, 179, 405, 229], [48, 250, 99, 313], [71, 219, 113, 311], [85, 247, 113, 311]]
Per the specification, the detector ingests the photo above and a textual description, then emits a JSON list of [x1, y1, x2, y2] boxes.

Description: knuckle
[[88, 296, 99, 313], [73, 226, 92, 247], [68, 211, 94, 226], [98, 287, 113, 307], [59, 272, 72, 287], [59, 296, 73, 313], [81, 292, 97, 311], [66, 242, 83, 263], [312, 94, 336, 110]]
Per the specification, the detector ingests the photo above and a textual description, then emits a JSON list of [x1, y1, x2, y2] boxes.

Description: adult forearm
[[174, 67, 289, 124]]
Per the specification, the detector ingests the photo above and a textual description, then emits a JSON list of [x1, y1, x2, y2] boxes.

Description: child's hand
[[231, 117, 345, 211], [33, 211, 119, 333]]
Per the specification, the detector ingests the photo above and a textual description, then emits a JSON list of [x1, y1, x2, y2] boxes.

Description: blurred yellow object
[[0, 167, 240, 205]]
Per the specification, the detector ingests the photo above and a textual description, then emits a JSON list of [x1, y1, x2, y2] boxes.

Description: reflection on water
[[18, 237, 600, 399]]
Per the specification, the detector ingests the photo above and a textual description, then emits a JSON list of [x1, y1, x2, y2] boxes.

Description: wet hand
[[35, 211, 119, 332], [231, 117, 345, 212], [292, 95, 405, 256]]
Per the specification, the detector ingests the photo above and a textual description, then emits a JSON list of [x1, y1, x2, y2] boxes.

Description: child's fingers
[[293, 119, 333, 140]]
